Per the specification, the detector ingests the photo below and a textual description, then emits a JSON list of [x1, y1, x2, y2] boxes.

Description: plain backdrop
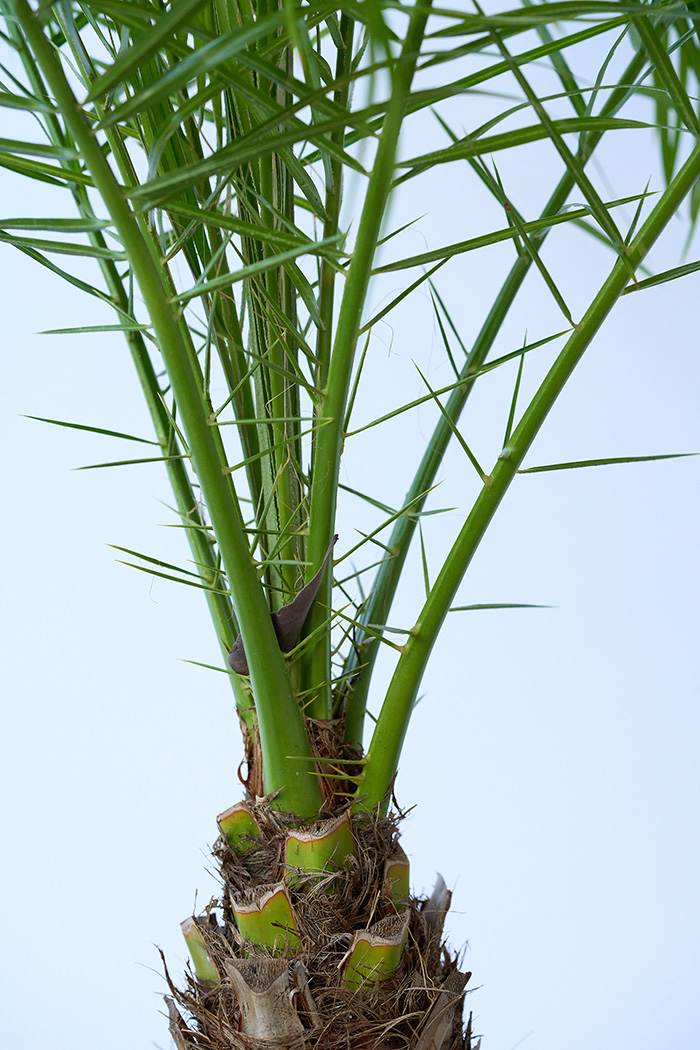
[[1, 14, 699, 1050]]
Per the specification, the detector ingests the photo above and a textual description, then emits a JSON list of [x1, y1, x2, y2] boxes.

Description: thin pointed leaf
[[0, 89, 55, 113], [0, 231, 125, 259], [414, 362, 490, 485], [345, 329, 568, 439], [480, 158, 574, 324], [0, 136, 77, 159], [39, 324, 152, 334], [430, 284, 462, 380], [224, 422, 324, 476], [24, 414, 159, 445], [338, 482, 396, 516], [375, 192, 651, 272], [180, 659, 235, 676], [172, 235, 342, 305], [519, 453, 697, 473], [503, 349, 525, 447], [624, 177, 652, 246], [338, 487, 440, 564], [117, 560, 231, 595], [431, 4, 648, 38], [108, 544, 203, 579], [622, 258, 700, 293], [397, 118, 657, 177], [0, 216, 111, 232], [9, 242, 119, 307], [523, 0, 587, 116], [0, 152, 93, 186], [75, 455, 190, 470], [360, 259, 448, 334], [418, 523, 430, 599], [450, 603, 553, 611], [330, 607, 407, 655], [405, 506, 456, 519], [162, 200, 310, 251]]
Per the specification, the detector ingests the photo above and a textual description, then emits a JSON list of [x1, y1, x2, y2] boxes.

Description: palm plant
[[1, 1, 698, 1047]]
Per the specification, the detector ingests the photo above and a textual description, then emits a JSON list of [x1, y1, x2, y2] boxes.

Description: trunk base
[[163, 803, 480, 1050]]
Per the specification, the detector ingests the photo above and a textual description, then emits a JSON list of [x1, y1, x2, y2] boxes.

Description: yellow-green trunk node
[[384, 848, 410, 903], [217, 801, 262, 851], [231, 883, 300, 954], [180, 917, 220, 984], [342, 910, 409, 990], [285, 811, 354, 884]]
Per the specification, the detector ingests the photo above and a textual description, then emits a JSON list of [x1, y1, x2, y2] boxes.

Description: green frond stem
[[10, 0, 321, 818], [343, 46, 648, 751], [355, 140, 700, 814], [302, 0, 434, 719]]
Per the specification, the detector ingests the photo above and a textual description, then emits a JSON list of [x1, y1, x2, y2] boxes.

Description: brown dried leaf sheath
[[228, 537, 339, 676]]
